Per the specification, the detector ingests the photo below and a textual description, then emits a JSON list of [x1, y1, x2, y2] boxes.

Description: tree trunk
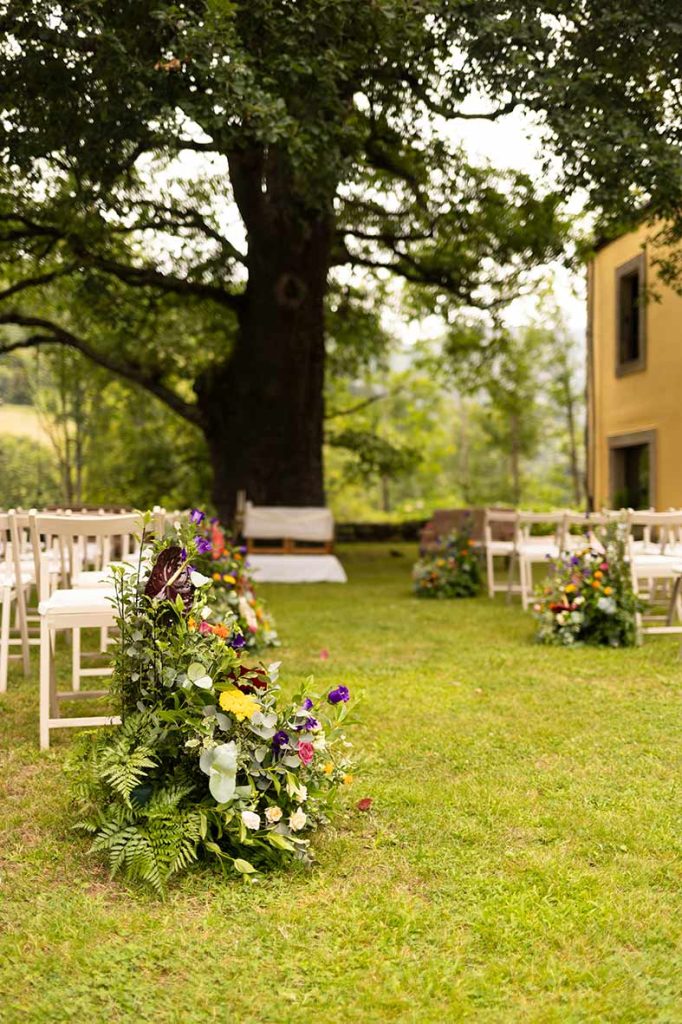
[[197, 207, 331, 524], [510, 413, 521, 505], [563, 372, 582, 508]]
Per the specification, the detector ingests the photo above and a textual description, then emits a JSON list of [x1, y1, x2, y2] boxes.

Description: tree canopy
[[1, 2, 681, 514]]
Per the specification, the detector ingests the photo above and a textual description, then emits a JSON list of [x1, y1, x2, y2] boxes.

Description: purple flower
[[272, 730, 290, 752], [189, 509, 205, 525], [305, 717, 319, 731], [571, 556, 580, 566], [328, 685, 350, 705], [180, 547, 187, 561], [239, 545, 248, 555], [195, 536, 212, 555], [302, 698, 314, 711], [230, 634, 246, 650], [210, 516, 219, 524]]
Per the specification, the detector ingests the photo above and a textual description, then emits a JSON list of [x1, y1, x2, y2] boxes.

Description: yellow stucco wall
[[589, 224, 682, 510]]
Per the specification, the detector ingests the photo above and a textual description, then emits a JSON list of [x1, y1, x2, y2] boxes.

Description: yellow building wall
[[589, 224, 682, 510]]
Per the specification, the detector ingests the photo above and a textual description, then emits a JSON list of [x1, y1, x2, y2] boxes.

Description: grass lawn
[[1, 543, 682, 1023]]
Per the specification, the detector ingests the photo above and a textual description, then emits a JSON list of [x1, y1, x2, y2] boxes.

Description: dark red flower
[[357, 798, 373, 812], [144, 546, 195, 616]]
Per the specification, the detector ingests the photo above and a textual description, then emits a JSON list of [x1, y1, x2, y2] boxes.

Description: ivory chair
[[31, 512, 144, 749], [514, 511, 567, 610], [627, 511, 682, 636], [483, 509, 519, 599], [0, 513, 32, 692]]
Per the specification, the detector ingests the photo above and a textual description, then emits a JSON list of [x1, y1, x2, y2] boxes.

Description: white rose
[[264, 805, 283, 824], [289, 807, 307, 832], [241, 810, 260, 831]]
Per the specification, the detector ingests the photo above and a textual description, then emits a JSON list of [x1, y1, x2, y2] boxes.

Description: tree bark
[[196, 195, 332, 523]]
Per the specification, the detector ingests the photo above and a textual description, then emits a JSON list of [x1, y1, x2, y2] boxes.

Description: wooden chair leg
[[39, 616, 51, 750], [0, 586, 11, 693], [520, 558, 529, 610], [16, 581, 30, 676], [486, 551, 494, 599], [668, 576, 682, 626], [71, 626, 81, 692]]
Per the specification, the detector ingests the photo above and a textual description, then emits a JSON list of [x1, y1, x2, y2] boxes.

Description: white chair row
[[0, 508, 157, 747], [484, 507, 682, 635], [484, 509, 613, 609]]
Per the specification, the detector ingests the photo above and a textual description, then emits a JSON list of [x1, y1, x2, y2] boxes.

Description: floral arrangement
[[533, 523, 639, 647], [194, 517, 279, 650], [412, 530, 482, 598], [68, 510, 353, 893]]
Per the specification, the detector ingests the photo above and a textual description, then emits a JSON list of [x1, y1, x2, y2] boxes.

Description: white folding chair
[[628, 511, 682, 636], [0, 513, 32, 692], [483, 509, 519, 599], [31, 512, 144, 748], [514, 512, 566, 610]]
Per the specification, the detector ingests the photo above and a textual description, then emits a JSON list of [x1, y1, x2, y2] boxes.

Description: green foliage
[[0, 433, 61, 507], [533, 524, 640, 647], [412, 530, 483, 599], [0, 351, 31, 404], [193, 519, 280, 650], [69, 511, 353, 893]]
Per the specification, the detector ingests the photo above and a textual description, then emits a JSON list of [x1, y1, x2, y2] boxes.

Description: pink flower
[[198, 620, 212, 634], [319, 649, 330, 660], [297, 741, 315, 766]]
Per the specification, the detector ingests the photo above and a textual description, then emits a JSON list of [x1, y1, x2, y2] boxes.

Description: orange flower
[[591, 580, 601, 589], [468, 539, 476, 547], [594, 569, 603, 579], [603, 586, 613, 595], [212, 572, 221, 581], [211, 624, 230, 639], [187, 617, 197, 631]]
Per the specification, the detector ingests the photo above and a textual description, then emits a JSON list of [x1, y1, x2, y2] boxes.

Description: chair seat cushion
[[39, 587, 116, 616]]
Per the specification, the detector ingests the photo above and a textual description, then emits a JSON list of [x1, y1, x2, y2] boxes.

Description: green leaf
[[233, 858, 257, 874]]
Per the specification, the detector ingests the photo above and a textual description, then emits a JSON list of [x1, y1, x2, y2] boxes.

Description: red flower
[[357, 798, 373, 812], [297, 741, 315, 766]]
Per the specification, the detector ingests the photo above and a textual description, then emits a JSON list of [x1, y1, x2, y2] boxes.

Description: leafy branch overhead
[[1, 2, 682, 510]]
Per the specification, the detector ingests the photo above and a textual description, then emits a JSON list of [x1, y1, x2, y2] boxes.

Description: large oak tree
[[1, 2, 682, 518]]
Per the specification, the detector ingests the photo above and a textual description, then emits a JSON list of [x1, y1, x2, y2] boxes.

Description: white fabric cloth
[[248, 554, 347, 583], [243, 505, 334, 542]]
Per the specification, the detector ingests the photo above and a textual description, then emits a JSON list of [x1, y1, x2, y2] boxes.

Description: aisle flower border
[[68, 509, 354, 893]]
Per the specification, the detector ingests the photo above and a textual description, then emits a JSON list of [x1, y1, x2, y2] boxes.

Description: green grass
[[1, 543, 682, 1023]]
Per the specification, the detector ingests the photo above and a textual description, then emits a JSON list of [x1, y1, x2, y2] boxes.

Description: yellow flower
[[212, 572, 221, 581], [343, 774, 354, 786], [323, 762, 334, 775], [219, 687, 259, 721], [603, 586, 613, 595], [223, 574, 236, 584], [565, 583, 577, 593]]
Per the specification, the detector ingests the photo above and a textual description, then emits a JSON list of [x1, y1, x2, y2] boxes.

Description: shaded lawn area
[[1, 543, 682, 1023]]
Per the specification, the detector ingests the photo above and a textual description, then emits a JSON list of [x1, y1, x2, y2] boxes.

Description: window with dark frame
[[615, 254, 646, 374], [610, 437, 653, 510]]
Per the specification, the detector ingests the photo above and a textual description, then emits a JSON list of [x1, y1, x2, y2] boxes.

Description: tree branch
[[81, 253, 244, 311], [0, 314, 205, 428], [324, 387, 405, 420], [0, 265, 77, 302]]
